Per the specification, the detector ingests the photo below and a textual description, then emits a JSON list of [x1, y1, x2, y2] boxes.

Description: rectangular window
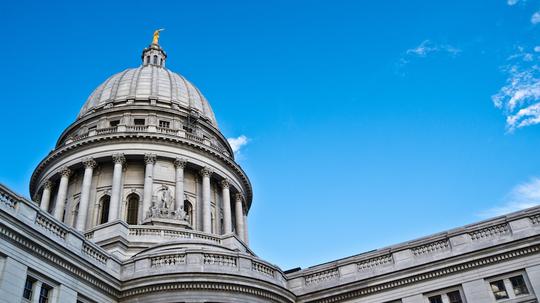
[[109, 120, 120, 127], [428, 295, 443, 303], [23, 276, 35, 299], [509, 275, 529, 296], [490, 280, 509, 300], [39, 284, 52, 303], [446, 290, 463, 303], [159, 120, 170, 128], [134, 119, 145, 126]]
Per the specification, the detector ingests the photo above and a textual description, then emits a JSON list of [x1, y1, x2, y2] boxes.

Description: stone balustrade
[[127, 225, 222, 244], [150, 253, 186, 267], [122, 249, 286, 288], [286, 206, 540, 295], [0, 184, 120, 278], [63, 124, 231, 157], [0, 189, 18, 209], [35, 213, 67, 240]]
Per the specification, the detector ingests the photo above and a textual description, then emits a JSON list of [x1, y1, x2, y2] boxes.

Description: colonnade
[[37, 153, 248, 242]]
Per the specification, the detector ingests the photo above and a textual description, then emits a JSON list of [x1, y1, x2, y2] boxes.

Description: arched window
[[184, 200, 193, 225], [160, 58, 163, 66], [126, 194, 139, 225], [153, 55, 158, 65], [99, 195, 110, 224], [146, 56, 150, 64]]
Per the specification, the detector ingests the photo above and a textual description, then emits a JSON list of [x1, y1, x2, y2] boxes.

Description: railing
[[83, 242, 108, 264], [125, 125, 148, 132], [285, 210, 540, 294], [186, 132, 204, 143], [128, 226, 222, 244], [252, 261, 275, 277], [203, 253, 237, 267], [64, 125, 231, 157], [0, 185, 115, 272], [156, 126, 177, 135], [0, 190, 17, 209], [35, 213, 67, 240], [305, 268, 339, 286], [151, 253, 186, 267], [469, 223, 510, 241], [357, 254, 393, 271], [95, 126, 117, 135], [411, 239, 450, 256]]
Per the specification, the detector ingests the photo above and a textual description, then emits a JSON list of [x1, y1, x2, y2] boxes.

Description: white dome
[[79, 65, 217, 126]]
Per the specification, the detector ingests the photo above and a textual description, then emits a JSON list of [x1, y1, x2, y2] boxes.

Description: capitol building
[[1, 35, 540, 303]]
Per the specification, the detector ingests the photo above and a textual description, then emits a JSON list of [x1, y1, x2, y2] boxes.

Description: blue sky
[[1, 0, 540, 269]]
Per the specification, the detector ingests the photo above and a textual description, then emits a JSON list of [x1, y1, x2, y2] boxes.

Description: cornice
[[121, 276, 295, 303], [299, 240, 540, 303], [0, 220, 121, 298]]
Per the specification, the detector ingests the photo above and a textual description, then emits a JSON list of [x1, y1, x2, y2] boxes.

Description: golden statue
[[152, 29, 164, 45]]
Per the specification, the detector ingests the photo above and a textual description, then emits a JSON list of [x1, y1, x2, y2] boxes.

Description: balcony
[[64, 125, 231, 158]]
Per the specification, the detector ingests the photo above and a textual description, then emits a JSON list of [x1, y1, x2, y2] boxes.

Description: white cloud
[[492, 65, 540, 131], [227, 135, 249, 153], [406, 40, 461, 58], [507, 0, 520, 5], [532, 12, 540, 24], [479, 178, 540, 218], [397, 40, 461, 74], [534, 46, 540, 52]]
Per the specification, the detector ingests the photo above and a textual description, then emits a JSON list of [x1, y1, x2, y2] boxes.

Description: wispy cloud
[[479, 178, 540, 218], [532, 11, 540, 24], [227, 135, 249, 154], [507, 0, 522, 5], [405, 40, 461, 58], [397, 40, 461, 74], [492, 46, 540, 131]]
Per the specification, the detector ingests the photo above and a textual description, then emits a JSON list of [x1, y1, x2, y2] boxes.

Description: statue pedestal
[[142, 217, 192, 229]]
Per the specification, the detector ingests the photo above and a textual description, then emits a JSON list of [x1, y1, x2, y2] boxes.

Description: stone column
[[200, 167, 213, 233], [75, 158, 96, 231], [142, 153, 157, 220], [30, 280, 43, 303], [53, 167, 72, 221], [39, 180, 53, 211], [220, 179, 232, 234], [174, 158, 187, 212], [243, 213, 249, 244], [0, 257, 28, 303], [235, 193, 245, 242], [526, 264, 540, 298], [461, 279, 493, 303], [109, 153, 125, 221]]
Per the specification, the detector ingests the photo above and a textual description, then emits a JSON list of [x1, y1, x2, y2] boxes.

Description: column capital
[[59, 166, 72, 177], [199, 166, 214, 177], [82, 157, 97, 169], [174, 157, 187, 168], [43, 180, 54, 190], [220, 179, 230, 189], [144, 153, 157, 164], [112, 153, 126, 164], [235, 192, 244, 202]]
